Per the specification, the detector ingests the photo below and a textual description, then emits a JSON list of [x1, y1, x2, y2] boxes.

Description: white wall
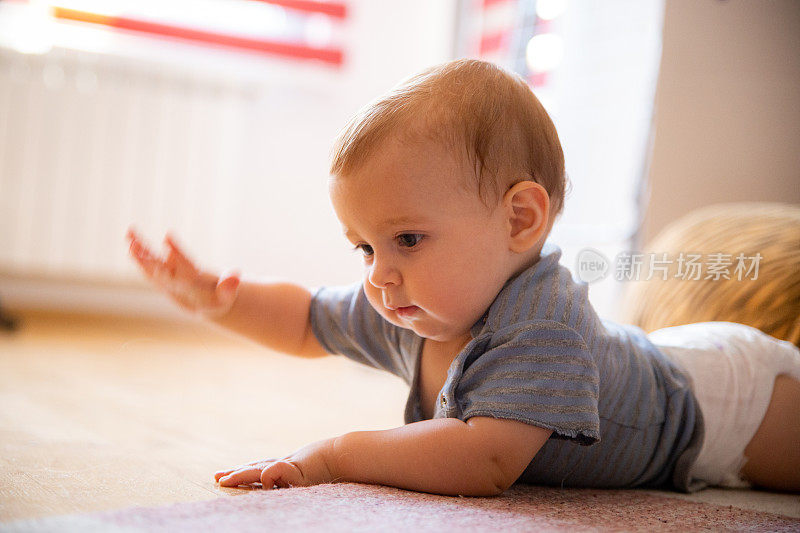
[[642, 0, 800, 244]]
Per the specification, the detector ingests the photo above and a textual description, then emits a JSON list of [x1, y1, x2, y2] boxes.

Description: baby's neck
[[426, 331, 473, 353], [507, 245, 543, 281]]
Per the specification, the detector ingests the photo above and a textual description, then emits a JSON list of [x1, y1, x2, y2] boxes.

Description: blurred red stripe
[[528, 72, 549, 87], [482, 0, 512, 8], [254, 0, 347, 19], [479, 30, 508, 54], [53, 7, 344, 66]]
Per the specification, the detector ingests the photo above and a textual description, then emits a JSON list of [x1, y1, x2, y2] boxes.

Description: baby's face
[[330, 136, 516, 344]]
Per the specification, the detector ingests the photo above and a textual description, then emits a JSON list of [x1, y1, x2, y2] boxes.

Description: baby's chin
[[376, 308, 419, 331], [373, 306, 432, 335], [366, 299, 467, 340], [384, 314, 467, 342]]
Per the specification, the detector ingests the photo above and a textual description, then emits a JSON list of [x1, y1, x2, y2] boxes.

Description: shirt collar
[[469, 241, 563, 338]]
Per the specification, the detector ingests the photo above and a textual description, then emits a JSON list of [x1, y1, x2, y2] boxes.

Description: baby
[[127, 59, 800, 496]]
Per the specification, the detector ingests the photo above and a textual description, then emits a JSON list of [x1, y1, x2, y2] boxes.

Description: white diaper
[[648, 321, 800, 489]]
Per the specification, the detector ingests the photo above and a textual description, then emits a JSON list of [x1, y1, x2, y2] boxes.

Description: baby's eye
[[397, 234, 423, 248], [354, 243, 374, 257]]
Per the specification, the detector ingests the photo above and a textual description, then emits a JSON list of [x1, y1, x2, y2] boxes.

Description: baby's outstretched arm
[[126, 228, 328, 358], [216, 417, 552, 496]]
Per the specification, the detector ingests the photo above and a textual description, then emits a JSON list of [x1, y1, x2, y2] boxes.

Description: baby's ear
[[504, 180, 550, 253]]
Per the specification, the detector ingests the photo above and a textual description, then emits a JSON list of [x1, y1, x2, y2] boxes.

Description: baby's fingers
[[217, 467, 263, 488], [128, 230, 196, 288], [128, 232, 163, 279], [214, 466, 245, 482], [214, 470, 233, 482], [214, 459, 274, 481], [164, 233, 198, 279]]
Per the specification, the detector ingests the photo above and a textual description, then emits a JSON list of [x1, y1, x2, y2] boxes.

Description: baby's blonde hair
[[330, 59, 567, 216]]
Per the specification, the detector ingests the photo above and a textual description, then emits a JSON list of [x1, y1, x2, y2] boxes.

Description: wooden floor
[[0, 310, 408, 522], [2, 310, 798, 523]]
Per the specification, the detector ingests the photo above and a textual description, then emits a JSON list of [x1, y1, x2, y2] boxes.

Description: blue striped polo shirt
[[309, 242, 705, 492]]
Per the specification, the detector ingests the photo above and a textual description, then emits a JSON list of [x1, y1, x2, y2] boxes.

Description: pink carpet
[[6, 483, 800, 532]]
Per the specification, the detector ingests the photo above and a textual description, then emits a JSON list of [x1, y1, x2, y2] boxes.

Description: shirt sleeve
[[456, 320, 600, 445], [308, 282, 411, 382]]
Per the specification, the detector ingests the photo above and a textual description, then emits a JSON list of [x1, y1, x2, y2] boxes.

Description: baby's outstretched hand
[[126, 227, 240, 319], [214, 438, 337, 489]]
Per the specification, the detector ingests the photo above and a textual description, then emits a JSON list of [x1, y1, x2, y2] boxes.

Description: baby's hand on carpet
[[215, 438, 338, 489], [126, 227, 240, 319]]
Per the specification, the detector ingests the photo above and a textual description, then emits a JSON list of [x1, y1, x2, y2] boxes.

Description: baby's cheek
[[362, 282, 382, 310], [362, 282, 394, 321], [443, 279, 493, 323]]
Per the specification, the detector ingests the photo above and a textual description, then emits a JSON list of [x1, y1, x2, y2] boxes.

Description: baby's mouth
[[395, 305, 420, 318]]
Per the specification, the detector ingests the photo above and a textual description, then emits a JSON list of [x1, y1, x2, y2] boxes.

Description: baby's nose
[[367, 259, 401, 288]]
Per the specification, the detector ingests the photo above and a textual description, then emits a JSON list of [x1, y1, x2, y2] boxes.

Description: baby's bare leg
[[741, 374, 800, 492]]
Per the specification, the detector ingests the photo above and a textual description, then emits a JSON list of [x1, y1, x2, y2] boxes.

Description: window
[[457, 0, 666, 317], [1, 0, 347, 67]]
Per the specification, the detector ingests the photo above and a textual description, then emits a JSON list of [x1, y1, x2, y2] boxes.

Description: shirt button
[[440, 395, 448, 407]]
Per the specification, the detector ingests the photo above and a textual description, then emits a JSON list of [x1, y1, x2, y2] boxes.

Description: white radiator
[[0, 2, 460, 316], [0, 47, 254, 284]]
